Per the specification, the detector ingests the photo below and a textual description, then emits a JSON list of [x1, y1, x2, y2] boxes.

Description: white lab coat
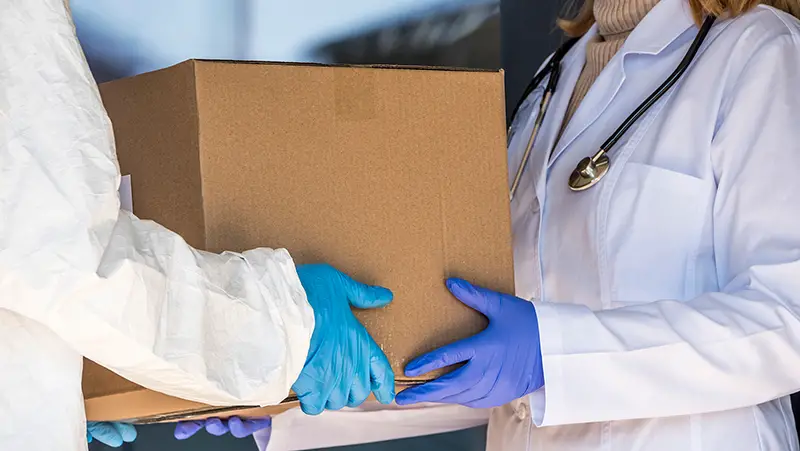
[[492, 0, 800, 449], [0, 2, 313, 450]]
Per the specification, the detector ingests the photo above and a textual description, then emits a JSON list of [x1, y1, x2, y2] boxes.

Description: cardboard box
[[84, 60, 512, 422]]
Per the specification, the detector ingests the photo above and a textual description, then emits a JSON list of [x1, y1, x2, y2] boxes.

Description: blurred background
[[71, 0, 500, 82], [73, 0, 562, 449], [70, 0, 564, 119]]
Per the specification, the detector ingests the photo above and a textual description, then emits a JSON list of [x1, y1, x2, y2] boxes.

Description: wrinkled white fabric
[[0, 312, 88, 451], [0, 1, 314, 450]]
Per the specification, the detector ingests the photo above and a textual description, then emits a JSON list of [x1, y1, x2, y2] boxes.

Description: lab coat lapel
[[529, 36, 587, 202], [547, 0, 696, 168], [548, 58, 626, 169]]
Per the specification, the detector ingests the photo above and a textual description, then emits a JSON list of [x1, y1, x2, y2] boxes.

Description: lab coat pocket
[[605, 162, 713, 306]]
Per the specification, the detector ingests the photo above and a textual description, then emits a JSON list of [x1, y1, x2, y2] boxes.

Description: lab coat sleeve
[[530, 32, 800, 427], [0, 0, 313, 418]]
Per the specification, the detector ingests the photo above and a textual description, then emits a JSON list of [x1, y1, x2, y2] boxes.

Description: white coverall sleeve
[[530, 33, 800, 426], [0, 312, 87, 451], [0, 4, 313, 450]]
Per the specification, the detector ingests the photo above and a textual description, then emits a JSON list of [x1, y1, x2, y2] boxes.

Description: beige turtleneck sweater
[[562, 0, 660, 124]]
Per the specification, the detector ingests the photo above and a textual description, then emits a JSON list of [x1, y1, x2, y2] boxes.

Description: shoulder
[[707, 6, 800, 139], [709, 6, 800, 93], [719, 5, 800, 49]]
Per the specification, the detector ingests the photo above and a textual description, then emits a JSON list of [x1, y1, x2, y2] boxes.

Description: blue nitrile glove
[[174, 416, 272, 440], [292, 264, 395, 415], [395, 278, 544, 408], [86, 422, 137, 447]]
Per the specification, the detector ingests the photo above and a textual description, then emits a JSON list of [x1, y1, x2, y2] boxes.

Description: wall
[[71, 0, 245, 83], [500, 0, 566, 116], [248, 0, 468, 62], [70, 0, 467, 83]]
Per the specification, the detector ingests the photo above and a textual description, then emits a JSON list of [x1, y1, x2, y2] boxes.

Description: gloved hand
[[293, 264, 395, 415], [395, 278, 544, 408], [86, 422, 137, 448], [174, 416, 272, 440]]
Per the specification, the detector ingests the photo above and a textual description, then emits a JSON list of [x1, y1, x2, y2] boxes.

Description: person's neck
[[593, 0, 660, 41], [558, 0, 660, 131]]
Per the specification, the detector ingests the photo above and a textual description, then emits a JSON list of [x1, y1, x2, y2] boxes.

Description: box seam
[[187, 58, 500, 73], [189, 61, 208, 246]]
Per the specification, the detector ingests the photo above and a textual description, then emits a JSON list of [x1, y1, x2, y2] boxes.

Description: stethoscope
[[508, 15, 716, 200]]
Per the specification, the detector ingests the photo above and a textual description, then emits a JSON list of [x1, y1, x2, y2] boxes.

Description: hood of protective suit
[[0, 1, 314, 450]]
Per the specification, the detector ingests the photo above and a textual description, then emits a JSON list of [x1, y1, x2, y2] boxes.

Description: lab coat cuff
[[530, 301, 589, 427]]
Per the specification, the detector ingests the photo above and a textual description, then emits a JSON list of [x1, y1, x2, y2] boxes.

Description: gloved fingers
[[294, 372, 330, 415], [461, 396, 504, 409], [228, 416, 272, 438], [326, 384, 350, 410], [112, 422, 138, 443], [347, 361, 371, 408], [87, 422, 124, 447], [437, 373, 498, 407], [298, 390, 328, 415], [205, 417, 230, 436], [347, 381, 371, 407], [369, 339, 396, 404], [174, 420, 205, 440], [340, 271, 393, 309], [404, 334, 479, 377], [327, 353, 355, 410], [347, 334, 372, 408], [446, 278, 498, 317], [395, 364, 475, 405]]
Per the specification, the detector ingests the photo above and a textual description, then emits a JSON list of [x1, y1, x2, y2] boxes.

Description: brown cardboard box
[[84, 60, 512, 422]]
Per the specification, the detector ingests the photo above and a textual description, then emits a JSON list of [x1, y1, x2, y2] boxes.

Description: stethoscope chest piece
[[568, 152, 610, 191]]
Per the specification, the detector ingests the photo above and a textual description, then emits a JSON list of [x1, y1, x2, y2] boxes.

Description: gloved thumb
[[446, 278, 495, 317], [343, 275, 393, 309]]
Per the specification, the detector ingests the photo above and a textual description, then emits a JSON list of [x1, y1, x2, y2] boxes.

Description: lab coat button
[[515, 402, 530, 421]]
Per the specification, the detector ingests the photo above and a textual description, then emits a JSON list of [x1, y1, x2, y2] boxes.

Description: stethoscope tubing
[[599, 15, 716, 152], [507, 15, 716, 198]]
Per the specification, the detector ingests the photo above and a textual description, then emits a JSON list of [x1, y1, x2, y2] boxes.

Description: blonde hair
[[558, 0, 800, 36]]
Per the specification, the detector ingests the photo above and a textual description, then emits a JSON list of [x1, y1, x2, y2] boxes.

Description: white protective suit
[[492, 1, 800, 450], [0, 1, 314, 450]]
